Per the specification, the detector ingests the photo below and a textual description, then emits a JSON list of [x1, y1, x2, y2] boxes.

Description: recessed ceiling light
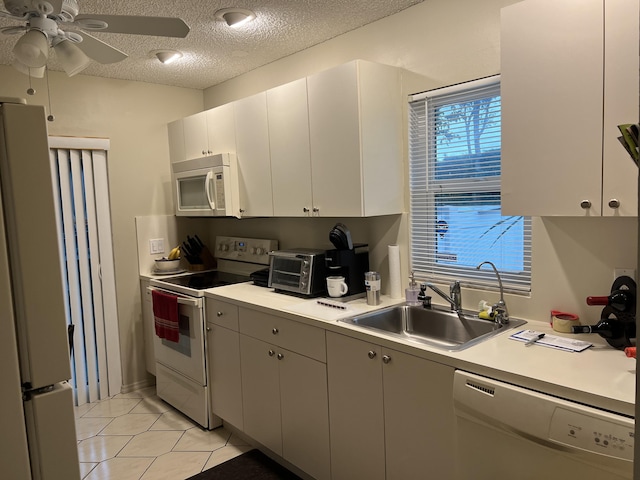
[[151, 50, 183, 65], [215, 8, 256, 28]]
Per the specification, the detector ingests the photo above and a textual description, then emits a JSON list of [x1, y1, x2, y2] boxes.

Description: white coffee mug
[[327, 276, 348, 298]]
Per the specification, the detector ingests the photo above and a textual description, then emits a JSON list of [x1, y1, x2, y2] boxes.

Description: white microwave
[[172, 153, 240, 217]]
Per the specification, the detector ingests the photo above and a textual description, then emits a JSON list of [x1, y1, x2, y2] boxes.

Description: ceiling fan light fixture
[[12, 59, 45, 78], [53, 39, 91, 76], [13, 29, 49, 68], [153, 50, 183, 65], [215, 8, 256, 28]]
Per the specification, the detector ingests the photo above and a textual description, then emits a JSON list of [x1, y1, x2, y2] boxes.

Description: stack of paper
[[510, 329, 592, 353]]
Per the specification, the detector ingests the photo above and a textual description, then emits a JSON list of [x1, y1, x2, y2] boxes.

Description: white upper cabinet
[[182, 110, 210, 160], [307, 60, 404, 217], [206, 103, 236, 155], [267, 78, 314, 217], [234, 92, 274, 217], [167, 60, 405, 217], [167, 118, 185, 164], [501, 0, 639, 217], [170, 105, 237, 163]]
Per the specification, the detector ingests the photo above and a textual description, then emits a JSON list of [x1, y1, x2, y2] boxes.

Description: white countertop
[[204, 282, 635, 417]]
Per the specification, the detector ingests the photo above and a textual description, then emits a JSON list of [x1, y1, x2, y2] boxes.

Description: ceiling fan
[[0, 0, 190, 77]]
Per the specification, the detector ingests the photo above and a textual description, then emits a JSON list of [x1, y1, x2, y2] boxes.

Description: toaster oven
[[268, 249, 327, 297]]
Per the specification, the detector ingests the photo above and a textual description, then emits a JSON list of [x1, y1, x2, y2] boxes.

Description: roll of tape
[[550, 310, 580, 333]]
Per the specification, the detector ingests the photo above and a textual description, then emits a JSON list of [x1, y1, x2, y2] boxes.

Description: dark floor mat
[[186, 449, 303, 480]]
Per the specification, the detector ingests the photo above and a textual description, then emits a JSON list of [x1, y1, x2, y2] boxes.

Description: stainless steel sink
[[339, 304, 526, 351]]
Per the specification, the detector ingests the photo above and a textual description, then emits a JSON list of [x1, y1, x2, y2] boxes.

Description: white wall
[[0, 66, 203, 390], [202, 0, 638, 326]]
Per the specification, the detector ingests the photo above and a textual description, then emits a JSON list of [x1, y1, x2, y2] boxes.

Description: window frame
[[408, 75, 532, 294]]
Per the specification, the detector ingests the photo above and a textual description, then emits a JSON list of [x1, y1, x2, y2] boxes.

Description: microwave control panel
[[215, 236, 278, 265]]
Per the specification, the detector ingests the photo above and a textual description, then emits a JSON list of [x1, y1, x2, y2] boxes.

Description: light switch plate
[[149, 238, 165, 255]]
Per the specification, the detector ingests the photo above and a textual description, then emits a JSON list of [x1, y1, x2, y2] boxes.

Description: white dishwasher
[[453, 371, 634, 480]]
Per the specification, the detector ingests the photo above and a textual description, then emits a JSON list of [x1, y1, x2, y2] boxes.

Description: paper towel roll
[[388, 245, 402, 299]]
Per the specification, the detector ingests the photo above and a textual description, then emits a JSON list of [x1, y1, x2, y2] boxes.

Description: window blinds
[[409, 76, 531, 294]]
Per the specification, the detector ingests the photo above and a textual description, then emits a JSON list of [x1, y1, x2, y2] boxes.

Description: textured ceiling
[[0, 0, 424, 90]]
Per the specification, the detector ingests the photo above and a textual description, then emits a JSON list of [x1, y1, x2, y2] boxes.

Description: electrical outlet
[[614, 268, 635, 282], [149, 238, 165, 255]]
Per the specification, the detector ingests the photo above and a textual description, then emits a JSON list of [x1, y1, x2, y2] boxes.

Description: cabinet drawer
[[206, 298, 239, 330], [239, 307, 326, 362]]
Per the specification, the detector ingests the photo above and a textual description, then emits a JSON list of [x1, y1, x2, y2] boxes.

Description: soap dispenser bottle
[[406, 271, 421, 305]]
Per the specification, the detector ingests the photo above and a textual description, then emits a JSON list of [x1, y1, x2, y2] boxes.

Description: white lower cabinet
[[327, 331, 456, 480], [206, 299, 243, 429], [239, 308, 330, 480]]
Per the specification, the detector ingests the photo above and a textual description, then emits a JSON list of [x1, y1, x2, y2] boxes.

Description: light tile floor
[[74, 386, 252, 480]]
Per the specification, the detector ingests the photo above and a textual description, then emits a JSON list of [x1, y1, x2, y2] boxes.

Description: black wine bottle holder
[[599, 276, 636, 350]]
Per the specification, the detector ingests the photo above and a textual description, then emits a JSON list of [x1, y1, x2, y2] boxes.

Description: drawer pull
[[368, 350, 376, 359], [277, 353, 284, 360], [382, 355, 391, 364], [268, 350, 275, 357], [272, 328, 279, 335], [216, 311, 223, 317]]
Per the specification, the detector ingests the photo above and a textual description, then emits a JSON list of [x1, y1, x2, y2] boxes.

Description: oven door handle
[[177, 296, 199, 307], [148, 286, 202, 307]]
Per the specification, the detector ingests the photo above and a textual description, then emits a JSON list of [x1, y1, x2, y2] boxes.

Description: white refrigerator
[[0, 98, 80, 479]]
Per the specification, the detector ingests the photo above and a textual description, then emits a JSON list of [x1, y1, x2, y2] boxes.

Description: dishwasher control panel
[[549, 407, 634, 461]]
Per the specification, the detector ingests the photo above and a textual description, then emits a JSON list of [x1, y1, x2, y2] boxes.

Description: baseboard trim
[[120, 377, 156, 394]]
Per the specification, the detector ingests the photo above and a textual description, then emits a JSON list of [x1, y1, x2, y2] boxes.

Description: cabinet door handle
[[272, 328, 279, 335], [367, 350, 377, 359], [312, 207, 319, 213], [303, 207, 310, 213], [216, 311, 223, 317], [268, 350, 275, 357], [580, 200, 592, 209], [277, 353, 284, 360], [382, 355, 391, 364], [206, 326, 211, 332], [608, 199, 621, 209]]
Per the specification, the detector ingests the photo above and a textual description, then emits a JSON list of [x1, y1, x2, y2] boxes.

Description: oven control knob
[[302, 260, 309, 267], [255, 247, 265, 255]]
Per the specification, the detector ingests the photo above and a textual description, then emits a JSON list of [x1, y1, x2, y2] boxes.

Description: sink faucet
[[424, 281, 462, 312], [476, 261, 509, 325]]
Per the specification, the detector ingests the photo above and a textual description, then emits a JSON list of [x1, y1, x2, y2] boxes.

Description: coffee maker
[[325, 223, 370, 299]]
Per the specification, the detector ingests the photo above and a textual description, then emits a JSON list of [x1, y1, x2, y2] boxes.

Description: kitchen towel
[[388, 244, 402, 299], [152, 289, 180, 343]]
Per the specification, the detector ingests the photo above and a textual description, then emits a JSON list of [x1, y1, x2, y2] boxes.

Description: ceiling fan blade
[[74, 32, 128, 64], [47, 0, 64, 14], [74, 15, 190, 38]]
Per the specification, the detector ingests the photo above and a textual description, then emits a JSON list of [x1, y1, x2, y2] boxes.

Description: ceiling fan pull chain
[[26, 68, 35, 95], [44, 66, 54, 122]]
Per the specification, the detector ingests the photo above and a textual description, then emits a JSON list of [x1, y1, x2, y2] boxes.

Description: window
[[408, 76, 531, 293]]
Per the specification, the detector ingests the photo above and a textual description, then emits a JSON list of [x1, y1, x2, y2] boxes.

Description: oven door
[[149, 287, 206, 385]]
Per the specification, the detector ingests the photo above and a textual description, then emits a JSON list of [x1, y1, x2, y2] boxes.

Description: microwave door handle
[[205, 171, 215, 210]]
